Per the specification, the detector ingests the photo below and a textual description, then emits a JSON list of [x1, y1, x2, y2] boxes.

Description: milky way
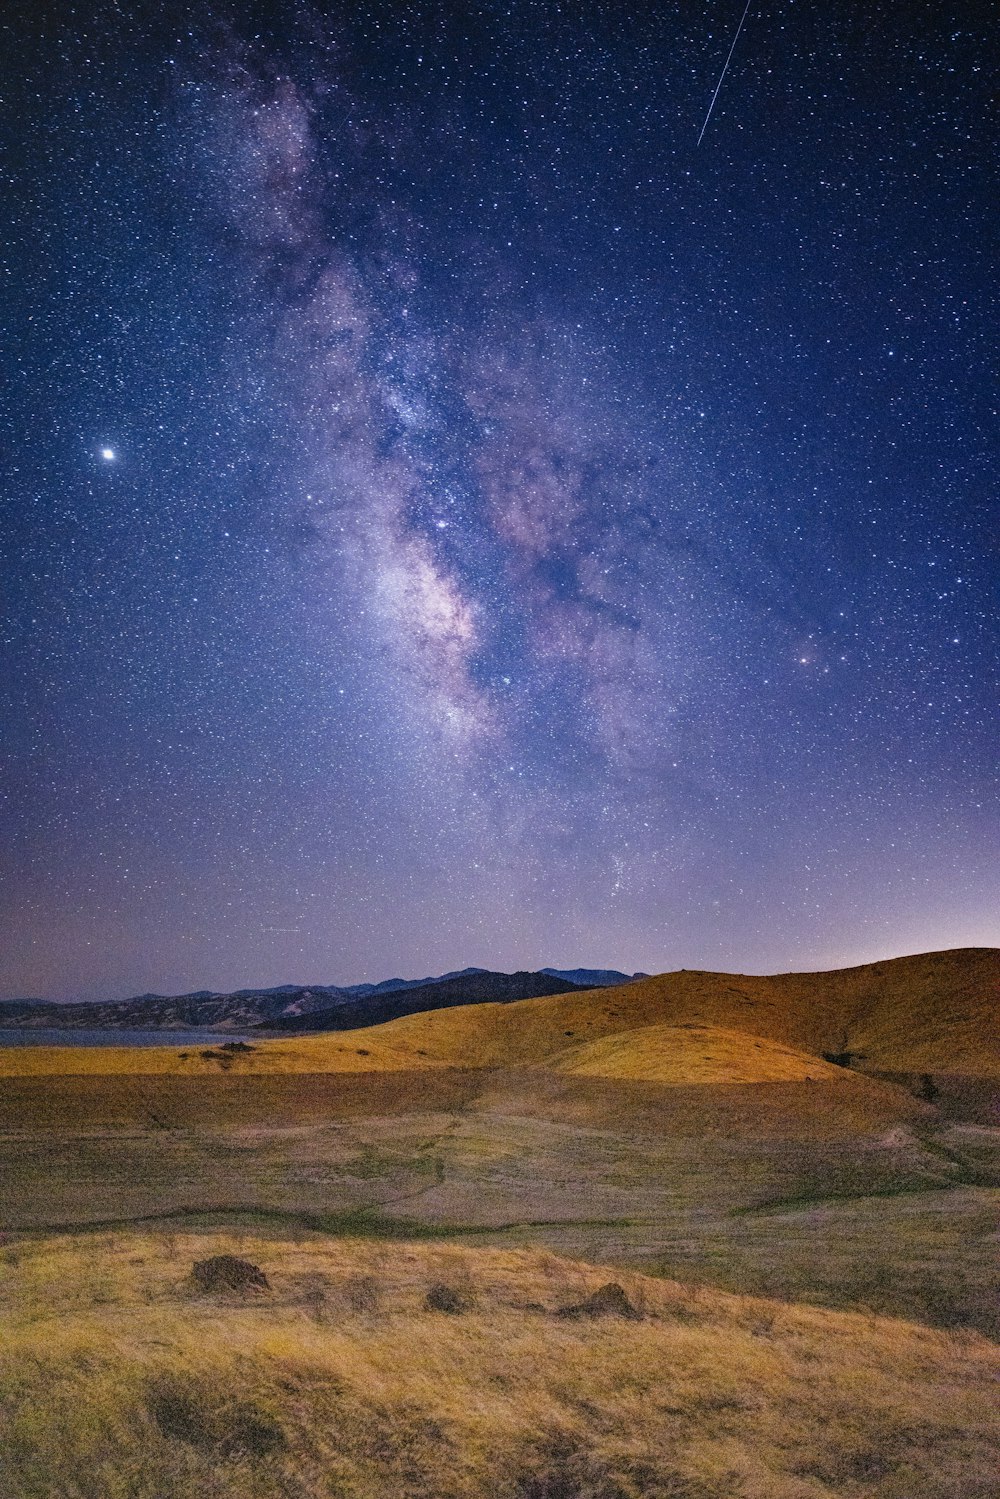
[[1, 2, 995, 999]]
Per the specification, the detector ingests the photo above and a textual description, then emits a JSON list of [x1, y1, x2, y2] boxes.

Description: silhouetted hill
[[0, 967, 596, 1032], [339, 967, 488, 999], [541, 967, 646, 987], [264, 969, 591, 1032], [0, 986, 347, 1031]]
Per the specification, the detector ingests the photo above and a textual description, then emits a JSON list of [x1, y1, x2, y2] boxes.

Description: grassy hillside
[[296, 945, 1000, 1076], [2, 947, 996, 1082], [0, 1032, 448, 1078], [2, 949, 998, 1494], [2, 947, 997, 1348], [546, 1023, 853, 1083], [1, 1228, 997, 1499]]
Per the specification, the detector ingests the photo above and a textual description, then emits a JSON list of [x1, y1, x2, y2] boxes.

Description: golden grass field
[[1, 948, 998, 1495], [3, 946, 997, 1081], [2, 1228, 998, 1499]]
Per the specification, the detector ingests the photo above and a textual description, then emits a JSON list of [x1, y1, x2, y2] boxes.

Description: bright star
[[100, 447, 116, 461]]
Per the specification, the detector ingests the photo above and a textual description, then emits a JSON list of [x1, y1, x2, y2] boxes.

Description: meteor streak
[[697, 0, 753, 146]]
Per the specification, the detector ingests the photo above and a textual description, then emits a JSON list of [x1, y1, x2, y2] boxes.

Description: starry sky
[[1, 1, 996, 1001]]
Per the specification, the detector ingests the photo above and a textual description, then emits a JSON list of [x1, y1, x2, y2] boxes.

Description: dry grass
[[2, 949, 997, 1493], [0, 1035, 449, 1079], [2, 947, 996, 1085], [546, 1024, 851, 1083], [1, 1228, 997, 1499]]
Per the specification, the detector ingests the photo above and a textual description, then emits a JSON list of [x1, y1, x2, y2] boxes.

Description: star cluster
[[1, 1, 995, 999]]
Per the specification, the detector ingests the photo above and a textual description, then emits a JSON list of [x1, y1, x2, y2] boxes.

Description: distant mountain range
[[0, 966, 644, 1033], [264, 969, 616, 1033]]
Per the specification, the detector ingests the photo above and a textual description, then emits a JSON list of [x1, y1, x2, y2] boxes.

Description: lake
[[0, 1027, 255, 1048]]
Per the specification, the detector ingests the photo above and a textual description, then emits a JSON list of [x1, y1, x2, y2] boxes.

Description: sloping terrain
[[1, 1228, 997, 1499], [1, 947, 997, 1342], [330, 946, 999, 1077], [3, 946, 994, 1085], [546, 1023, 854, 1083]]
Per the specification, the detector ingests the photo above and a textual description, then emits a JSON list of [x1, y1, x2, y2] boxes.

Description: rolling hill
[[3, 947, 995, 1092], [2, 945, 998, 1344], [271, 944, 1000, 1084]]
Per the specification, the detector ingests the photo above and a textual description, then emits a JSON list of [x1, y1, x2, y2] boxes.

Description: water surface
[[0, 1027, 254, 1048]]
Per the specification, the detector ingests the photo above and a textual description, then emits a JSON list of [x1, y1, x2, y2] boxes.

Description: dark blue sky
[[1, 0, 996, 1000]]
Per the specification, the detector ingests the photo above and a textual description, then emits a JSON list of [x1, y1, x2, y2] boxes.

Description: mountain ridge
[[0, 966, 639, 1032], [263, 969, 598, 1034], [5, 949, 996, 1089]]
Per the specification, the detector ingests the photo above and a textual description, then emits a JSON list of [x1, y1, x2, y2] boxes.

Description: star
[[0, 0, 992, 998]]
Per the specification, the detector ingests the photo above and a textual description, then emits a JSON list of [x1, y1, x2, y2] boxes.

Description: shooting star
[[697, 0, 753, 146]]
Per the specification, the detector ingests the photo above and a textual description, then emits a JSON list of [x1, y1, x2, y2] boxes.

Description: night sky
[[1, 1, 996, 1002]]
